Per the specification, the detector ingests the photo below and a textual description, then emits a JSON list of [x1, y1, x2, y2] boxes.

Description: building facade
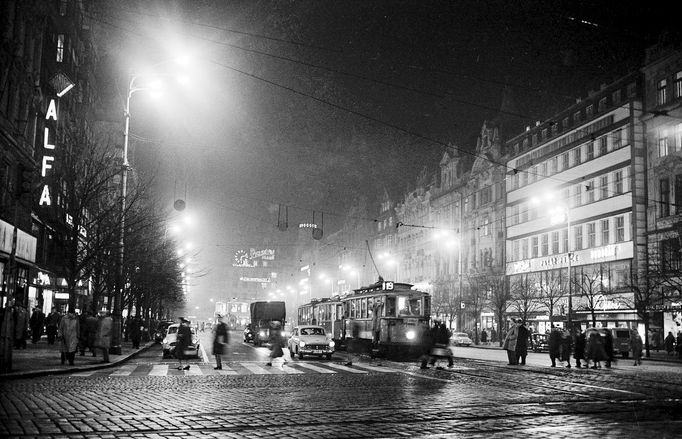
[[504, 73, 647, 334]]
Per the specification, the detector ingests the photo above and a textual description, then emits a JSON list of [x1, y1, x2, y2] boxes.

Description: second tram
[[297, 297, 344, 345]]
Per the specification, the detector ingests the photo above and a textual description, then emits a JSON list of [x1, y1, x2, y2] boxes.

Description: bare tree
[[509, 273, 542, 324], [538, 269, 566, 326], [572, 265, 628, 328], [464, 271, 490, 344], [483, 274, 508, 346]]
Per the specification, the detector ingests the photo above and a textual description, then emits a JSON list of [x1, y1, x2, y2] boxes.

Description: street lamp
[[112, 71, 185, 354]]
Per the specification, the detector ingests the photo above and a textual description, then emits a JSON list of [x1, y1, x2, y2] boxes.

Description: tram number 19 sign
[[382, 281, 394, 291], [39, 98, 59, 206]]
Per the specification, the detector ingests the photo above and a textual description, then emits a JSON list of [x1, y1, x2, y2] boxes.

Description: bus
[[340, 279, 431, 357]]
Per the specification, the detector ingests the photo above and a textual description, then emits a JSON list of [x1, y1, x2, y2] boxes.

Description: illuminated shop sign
[[298, 223, 318, 229], [39, 99, 59, 206], [250, 248, 275, 260], [506, 242, 633, 275], [239, 277, 271, 283]]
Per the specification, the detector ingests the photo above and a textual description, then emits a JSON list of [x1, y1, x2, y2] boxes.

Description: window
[[660, 178, 670, 217], [586, 104, 594, 118], [541, 234, 549, 256], [675, 123, 682, 152], [612, 128, 623, 150], [542, 128, 548, 140], [600, 175, 609, 199], [56, 34, 65, 62], [511, 205, 519, 225], [550, 156, 558, 174], [586, 180, 595, 203], [675, 71, 682, 99], [532, 237, 539, 258], [587, 223, 596, 247], [614, 171, 623, 194], [521, 239, 529, 260], [574, 111, 581, 124], [530, 165, 537, 183], [598, 97, 607, 112], [661, 238, 682, 272], [659, 135, 669, 157], [563, 117, 570, 130], [657, 79, 668, 105], [587, 143, 594, 160], [615, 216, 625, 242], [521, 202, 528, 223], [612, 89, 621, 105], [561, 152, 569, 171], [574, 225, 583, 250], [551, 231, 559, 254], [562, 229, 568, 252], [532, 133, 538, 146], [574, 184, 582, 206], [481, 217, 490, 236], [601, 219, 610, 245], [540, 162, 547, 178], [60, 0, 68, 15], [512, 241, 520, 261], [573, 147, 582, 165], [599, 136, 607, 155]]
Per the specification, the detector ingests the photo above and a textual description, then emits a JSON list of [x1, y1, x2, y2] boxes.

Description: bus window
[[385, 297, 396, 317]]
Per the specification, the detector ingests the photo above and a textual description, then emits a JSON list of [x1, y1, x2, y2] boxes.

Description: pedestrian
[[345, 319, 362, 367], [419, 323, 435, 369], [45, 307, 61, 345], [84, 311, 98, 357], [603, 329, 615, 368], [574, 328, 587, 368], [78, 310, 88, 355], [677, 332, 682, 359], [428, 321, 454, 369], [502, 319, 519, 365], [585, 328, 607, 369], [630, 329, 643, 366], [94, 310, 112, 363], [559, 329, 573, 368], [664, 331, 675, 356], [266, 320, 285, 368], [29, 307, 44, 344], [212, 314, 228, 370], [175, 317, 192, 370], [481, 329, 488, 344], [58, 307, 80, 366], [548, 325, 562, 367], [515, 320, 529, 366], [129, 316, 141, 349], [13, 305, 28, 349]]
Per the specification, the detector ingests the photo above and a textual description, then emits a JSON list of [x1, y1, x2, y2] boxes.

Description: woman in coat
[[515, 321, 529, 366], [95, 311, 112, 363], [573, 329, 587, 368], [266, 321, 285, 368], [502, 320, 519, 365], [58, 308, 80, 366], [585, 329, 607, 369], [212, 314, 228, 370]]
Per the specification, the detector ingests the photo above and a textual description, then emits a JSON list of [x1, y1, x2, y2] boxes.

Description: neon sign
[[39, 99, 59, 206]]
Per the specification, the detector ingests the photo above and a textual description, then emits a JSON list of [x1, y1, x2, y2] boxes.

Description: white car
[[162, 324, 200, 359], [450, 332, 473, 347], [287, 325, 335, 360]]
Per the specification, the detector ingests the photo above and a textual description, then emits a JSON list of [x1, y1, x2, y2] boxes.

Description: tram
[[297, 297, 344, 345], [340, 279, 431, 357]]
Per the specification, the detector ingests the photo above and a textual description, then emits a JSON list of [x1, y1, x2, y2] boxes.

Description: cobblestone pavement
[[1, 356, 681, 438]]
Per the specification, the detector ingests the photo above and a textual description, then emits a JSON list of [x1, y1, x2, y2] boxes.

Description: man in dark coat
[[548, 325, 562, 367], [212, 314, 229, 370], [419, 324, 435, 369], [129, 316, 141, 349], [175, 317, 192, 370], [515, 321, 530, 365], [428, 321, 454, 368], [574, 328, 587, 368], [29, 307, 44, 344], [45, 307, 61, 345]]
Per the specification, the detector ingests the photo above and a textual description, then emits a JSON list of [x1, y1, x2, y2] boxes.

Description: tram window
[[398, 296, 421, 316], [385, 297, 396, 317], [368, 297, 374, 319], [350, 300, 356, 318], [361, 298, 367, 318]]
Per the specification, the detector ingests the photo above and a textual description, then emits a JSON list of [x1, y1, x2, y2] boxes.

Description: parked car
[[154, 321, 174, 343], [604, 327, 632, 358], [450, 332, 473, 347], [162, 324, 200, 359], [531, 333, 549, 352], [287, 325, 335, 360]]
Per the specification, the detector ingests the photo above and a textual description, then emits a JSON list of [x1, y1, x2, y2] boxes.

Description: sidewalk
[[0, 338, 154, 380], [469, 342, 682, 363]]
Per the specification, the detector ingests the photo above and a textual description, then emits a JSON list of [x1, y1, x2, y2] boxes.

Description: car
[[450, 332, 473, 347], [287, 325, 335, 360], [531, 333, 549, 352], [154, 321, 175, 343], [162, 324, 200, 359], [243, 324, 255, 343]]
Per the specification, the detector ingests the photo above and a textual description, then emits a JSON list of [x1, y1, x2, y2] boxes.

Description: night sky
[[90, 0, 672, 304]]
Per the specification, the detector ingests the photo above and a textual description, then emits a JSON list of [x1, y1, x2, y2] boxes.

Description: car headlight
[[299, 341, 306, 347], [162, 338, 167, 345], [406, 330, 416, 340], [259, 330, 267, 338], [329, 341, 335, 348]]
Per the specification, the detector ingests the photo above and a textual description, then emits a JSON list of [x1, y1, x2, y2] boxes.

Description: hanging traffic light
[[15, 164, 34, 198]]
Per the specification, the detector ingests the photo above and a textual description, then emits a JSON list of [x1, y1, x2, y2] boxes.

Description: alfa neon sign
[[39, 98, 59, 206]]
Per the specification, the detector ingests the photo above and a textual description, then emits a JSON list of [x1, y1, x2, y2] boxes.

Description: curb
[[0, 342, 156, 380]]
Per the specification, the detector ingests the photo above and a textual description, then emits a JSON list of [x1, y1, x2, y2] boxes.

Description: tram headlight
[[405, 330, 416, 340], [329, 340, 335, 348]]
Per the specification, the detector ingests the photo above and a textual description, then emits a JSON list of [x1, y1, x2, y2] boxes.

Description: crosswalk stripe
[[324, 363, 368, 374], [349, 363, 399, 373], [71, 370, 96, 377], [185, 365, 203, 375], [294, 362, 337, 374], [281, 364, 305, 374], [215, 367, 238, 375], [149, 364, 168, 376], [110, 365, 136, 376], [240, 362, 273, 374]]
